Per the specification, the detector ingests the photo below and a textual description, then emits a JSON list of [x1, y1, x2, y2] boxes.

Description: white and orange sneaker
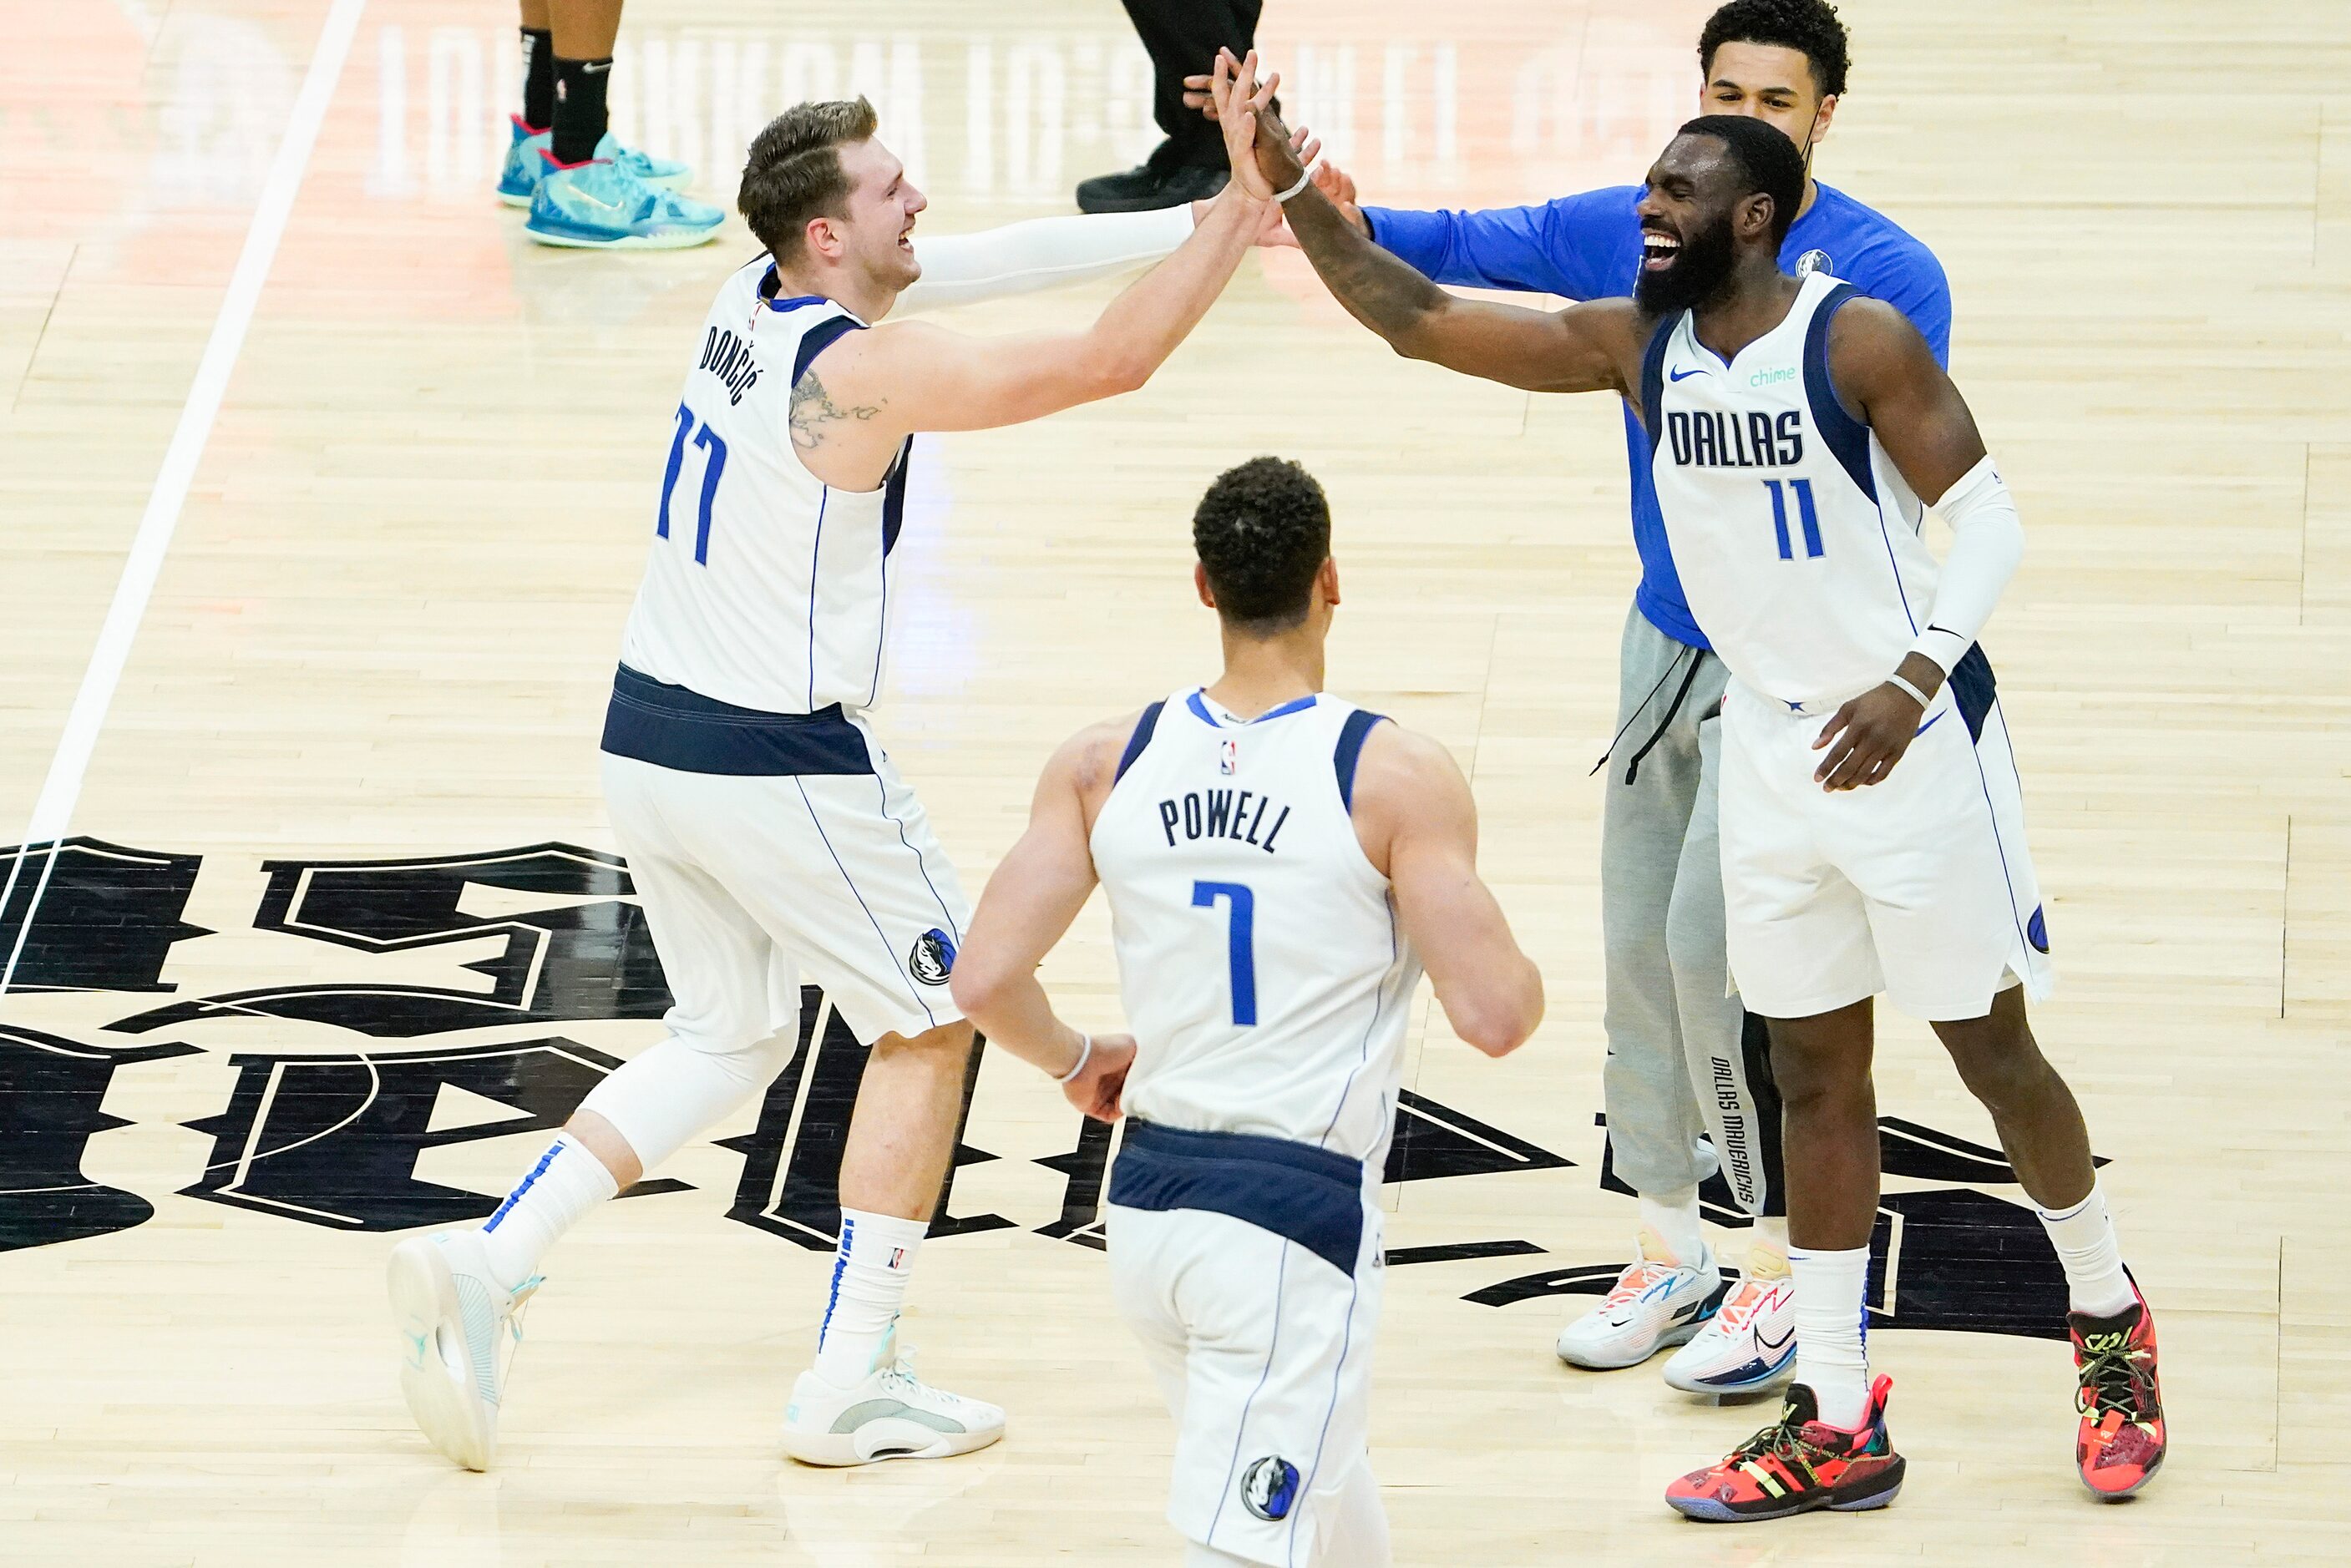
[[1663, 1273, 1797, 1394], [1555, 1241, 1726, 1370]]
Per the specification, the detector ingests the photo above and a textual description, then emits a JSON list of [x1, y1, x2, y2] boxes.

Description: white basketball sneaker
[[781, 1338, 1006, 1467], [1661, 1273, 1798, 1394], [388, 1228, 538, 1471], [1555, 1244, 1727, 1370]]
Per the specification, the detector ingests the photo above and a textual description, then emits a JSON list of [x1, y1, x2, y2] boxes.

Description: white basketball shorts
[[1105, 1122, 1386, 1568], [600, 729, 970, 1049], [1718, 674, 2055, 1022]]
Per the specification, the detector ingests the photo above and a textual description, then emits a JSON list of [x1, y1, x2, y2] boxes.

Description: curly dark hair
[[1679, 114, 1811, 245], [1193, 457, 1331, 635], [738, 97, 878, 261], [1698, 0, 1851, 100]]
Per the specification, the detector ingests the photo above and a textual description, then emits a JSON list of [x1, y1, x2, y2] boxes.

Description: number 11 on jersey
[[1763, 477, 1824, 560], [1192, 880, 1258, 1026]]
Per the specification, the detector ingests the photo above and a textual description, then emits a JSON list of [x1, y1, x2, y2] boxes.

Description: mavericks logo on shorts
[[909, 928, 956, 986], [1239, 1455, 1300, 1522]]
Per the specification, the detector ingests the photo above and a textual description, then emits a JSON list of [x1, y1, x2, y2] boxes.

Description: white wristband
[[1885, 673, 1933, 709], [1055, 1033, 1094, 1085], [1273, 165, 1315, 204]]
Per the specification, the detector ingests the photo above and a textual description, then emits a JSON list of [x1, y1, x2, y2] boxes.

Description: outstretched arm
[[894, 207, 1198, 315], [1808, 300, 2023, 790], [798, 54, 1278, 488], [893, 126, 1320, 316], [1231, 84, 1641, 395], [950, 724, 1135, 1121], [1349, 725, 1543, 1056]]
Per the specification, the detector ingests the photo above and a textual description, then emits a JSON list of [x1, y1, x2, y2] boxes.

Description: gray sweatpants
[[1599, 604, 1780, 1218]]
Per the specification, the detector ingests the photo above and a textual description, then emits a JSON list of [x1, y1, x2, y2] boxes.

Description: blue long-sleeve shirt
[[1366, 184, 1951, 650]]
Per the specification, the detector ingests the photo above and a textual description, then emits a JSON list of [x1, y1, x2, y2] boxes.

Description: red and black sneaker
[[1664, 1376, 1906, 1523], [2070, 1283, 2166, 1499]]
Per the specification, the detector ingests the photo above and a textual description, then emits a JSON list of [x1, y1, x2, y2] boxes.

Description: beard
[[1633, 211, 1737, 315]]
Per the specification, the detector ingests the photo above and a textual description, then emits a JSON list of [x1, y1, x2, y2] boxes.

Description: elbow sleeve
[[1909, 455, 2023, 672], [896, 206, 1195, 315]]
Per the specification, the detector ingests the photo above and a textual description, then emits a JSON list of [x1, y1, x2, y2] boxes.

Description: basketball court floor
[[3, 0, 2348, 1560]]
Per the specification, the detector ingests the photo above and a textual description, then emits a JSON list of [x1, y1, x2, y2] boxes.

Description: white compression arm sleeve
[[894, 205, 1197, 315], [1909, 455, 2024, 673]]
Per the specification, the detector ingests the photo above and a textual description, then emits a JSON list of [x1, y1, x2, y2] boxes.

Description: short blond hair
[[737, 97, 879, 261]]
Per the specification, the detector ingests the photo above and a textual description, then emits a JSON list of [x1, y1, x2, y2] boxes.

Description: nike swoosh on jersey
[[1914, 711, 1946, 737], [1668, 366, 1706, 382]]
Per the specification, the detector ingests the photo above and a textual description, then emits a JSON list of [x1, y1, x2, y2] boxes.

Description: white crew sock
[[1746, 1215, 1792, 1280], [1637, 1186, 1707, 1269], [478, 1130, 618, 1291], [813, 1208, 929, 1387], [2037, 1179, 2135, 1318], [1787, 1242, 1872, 1429]]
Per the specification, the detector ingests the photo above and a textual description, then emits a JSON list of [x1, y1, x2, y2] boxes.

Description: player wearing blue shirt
[[1300, 0, 1952, 1396]]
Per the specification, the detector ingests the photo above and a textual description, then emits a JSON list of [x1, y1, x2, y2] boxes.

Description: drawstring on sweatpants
[[1589, 645, 1709, 786]]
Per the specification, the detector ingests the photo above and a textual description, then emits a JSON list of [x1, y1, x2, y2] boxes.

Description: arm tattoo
[[788, 370, 884, 451], [1284, 188, 1448, 343]]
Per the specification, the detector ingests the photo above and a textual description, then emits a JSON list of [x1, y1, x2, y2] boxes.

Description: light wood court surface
[[3, 0, 2349, 1561]]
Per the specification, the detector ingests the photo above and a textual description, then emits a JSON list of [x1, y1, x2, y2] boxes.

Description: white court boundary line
[[0, 0, 371, 999]]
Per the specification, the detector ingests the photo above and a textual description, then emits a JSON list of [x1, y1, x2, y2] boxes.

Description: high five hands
[[1208, 49, 1309, 203], [1189, 53, 1363, 240]]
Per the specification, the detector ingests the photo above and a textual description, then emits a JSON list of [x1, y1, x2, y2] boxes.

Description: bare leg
[[549, 0, 625, 58], [1765, 998, 1879, 1425], [839, 1020, 977, 1218], [1928, 985, 2095, 1211], [564, 1107, 643, 1191], [519, 0, 550, 29], [1766, 999, 1878, 1250]]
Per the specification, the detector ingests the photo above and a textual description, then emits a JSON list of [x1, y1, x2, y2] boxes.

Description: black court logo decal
[[909, 928, 955, 986], [1240, 1455, 1300, 1522]]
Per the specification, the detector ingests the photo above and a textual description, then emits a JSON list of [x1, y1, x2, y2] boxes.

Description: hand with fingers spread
[[1203, 125, 1324, 243], [1811, 653, 1946, 790], [1207, 48, 1291, 200]]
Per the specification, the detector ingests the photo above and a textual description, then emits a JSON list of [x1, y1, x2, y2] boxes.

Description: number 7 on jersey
[[1192, 880, 1258, 1027]]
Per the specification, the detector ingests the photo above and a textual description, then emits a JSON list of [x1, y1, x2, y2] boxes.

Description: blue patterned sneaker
[[497, 115, 555, 206], [499, 115, 698, 209], [525, 155, 724, 249]]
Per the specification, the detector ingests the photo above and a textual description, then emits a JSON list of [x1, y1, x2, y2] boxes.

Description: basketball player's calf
[[1756, 989, 2163, 1513], [1932, 992, 2164, 1498]]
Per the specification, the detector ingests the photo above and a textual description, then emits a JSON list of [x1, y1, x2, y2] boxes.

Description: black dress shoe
[[1075, 159, 1229, 214]]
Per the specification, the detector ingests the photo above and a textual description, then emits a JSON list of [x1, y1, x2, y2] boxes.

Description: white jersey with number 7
[[1089, 687, 1423, 1165]]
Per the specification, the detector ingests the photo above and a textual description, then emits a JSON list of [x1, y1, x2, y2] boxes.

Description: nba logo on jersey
[[1218, 738, 1239, 775], [1795, 248, 1833, 280]]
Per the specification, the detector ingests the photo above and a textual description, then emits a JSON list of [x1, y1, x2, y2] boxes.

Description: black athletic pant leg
[[1117, 0, 1264, 169]]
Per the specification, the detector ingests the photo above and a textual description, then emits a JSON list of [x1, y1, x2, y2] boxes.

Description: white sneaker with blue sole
[[1662, 1273, 1799, 1393], [1555, 1246, 1728, 1370], [497, 114, 694, 207], [525, 156, 724, 250], [388, 1228, 539, 1471]]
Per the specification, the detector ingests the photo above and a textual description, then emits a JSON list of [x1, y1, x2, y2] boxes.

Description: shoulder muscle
[[1347, 722, 1475, 875]]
